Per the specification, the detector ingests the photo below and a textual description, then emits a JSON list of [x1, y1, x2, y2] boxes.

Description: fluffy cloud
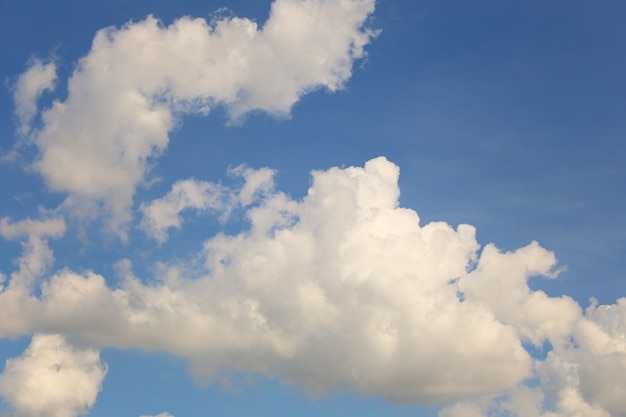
[[440, 348, 617, 417], [439, 301, 626, 416], [139, 165, 275, 243], [19, 0, 376, 236], [5, 2, 623, 416], [6, 158, 623, 406], [0, 334, 107, 417], [459, 242, 582, 349], [0, 158, 625, 415], [571, 300, 626, 416]]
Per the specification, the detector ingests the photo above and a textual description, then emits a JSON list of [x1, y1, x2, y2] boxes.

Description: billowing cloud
[[3, 157, 624, 415], [0, 334, 107, 417], [3, 2, 624, 415], [19, 0, 376, 236], [459, 242, 582, 349]]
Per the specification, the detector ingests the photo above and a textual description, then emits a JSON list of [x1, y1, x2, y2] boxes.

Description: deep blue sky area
[[1, 1, 625, 416]]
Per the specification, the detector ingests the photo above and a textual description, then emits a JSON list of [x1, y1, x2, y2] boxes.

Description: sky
[[0, 0, 625, 416]]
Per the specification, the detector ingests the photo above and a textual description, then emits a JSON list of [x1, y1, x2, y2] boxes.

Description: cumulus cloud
[[4, 157, 619, 410], [440, 347, 617, 417], [5, 2, 623, 416], [0, 334, 107, 417], [18, 0, 376, 236], [459, 242, 582, 349], [439, 301, 626, 417], [12, 58, 57, 136], [139, 165, 275, 243]]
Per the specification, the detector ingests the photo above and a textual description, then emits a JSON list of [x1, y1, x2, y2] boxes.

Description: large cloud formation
[[3, 1, 626, 417], [1, 157, 626, 417], [20, 0, 377, 237]]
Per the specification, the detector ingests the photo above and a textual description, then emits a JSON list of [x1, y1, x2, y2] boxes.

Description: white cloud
[[0, 334, 107, 417], [570, 300, 626, 416], [139, 166, 275, 243], [20, 0, 376, 236], [439, 301, 626, 417], [0, 158, 530, 404], [459, 242, 582, 349], [0, 217, 66, 240], [4, 3, 622, 416], [0, 217, 66, 291], [1, 157, 625, 415], [139, 179, 232, 243], [229, 165, 275, 206], [12, 58, 56, 136]]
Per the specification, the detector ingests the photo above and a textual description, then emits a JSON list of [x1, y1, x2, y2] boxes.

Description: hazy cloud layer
[[1, 158, 625, 416], [17, 0, 376, 236]]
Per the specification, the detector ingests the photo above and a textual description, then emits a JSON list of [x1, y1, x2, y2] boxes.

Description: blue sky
[[0, 1, 625, 416]]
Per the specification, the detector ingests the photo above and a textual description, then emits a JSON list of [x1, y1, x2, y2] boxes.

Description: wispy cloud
[[139, 165, 275, 243], [11, 58, 56, 137]]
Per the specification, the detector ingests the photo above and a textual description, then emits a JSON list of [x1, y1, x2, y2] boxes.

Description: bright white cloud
[[12, 58, 57, 136], [571, 300, 626, 416], [0, 158, 552, 404], [139, 166, 275, 243], [20, 0, 376, 236], [0, 158, 625, 415], [0, 334, 107, 417], [4, 2, 622, 416], [439, 303, 626, 417], [459, 242, 582, 349]]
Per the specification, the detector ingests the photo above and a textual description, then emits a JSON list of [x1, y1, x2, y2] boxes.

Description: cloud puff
[[12, 58, 56, 137], [0, 217, 66, 240], [139, 165, 275, 243], [0, 217, 66, 291], [459, 242, 582, 349], [0, 157, 588, 407], [18, 0, 376, 236], [0, 334, 107, 417]]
